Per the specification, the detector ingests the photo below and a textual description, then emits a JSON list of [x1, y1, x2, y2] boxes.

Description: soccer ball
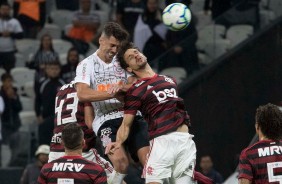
[[162, 3, 192, 31]]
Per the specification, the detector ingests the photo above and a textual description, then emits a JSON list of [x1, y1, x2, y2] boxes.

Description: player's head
[[117, 42, 147, 74], [200, 155, 213, 173], [0, 2, 11, 18], [99, 22, 129, 62], [255, 103, 282, 140], [39, 34, 54, 51], [80, 0, 91, 12], [45, 61, 61, 79], [62, 123, 84, 151], [1, 73, 13, 87], [67, 47, 79, 66]]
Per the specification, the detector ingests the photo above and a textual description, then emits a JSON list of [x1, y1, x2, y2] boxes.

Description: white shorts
[[143, 132, 196, 183], [48, 148, 114, 178]]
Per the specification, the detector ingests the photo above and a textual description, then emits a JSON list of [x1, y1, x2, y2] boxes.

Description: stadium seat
[[196, 24, 227, 51], [160, 67, 187, 84], [23, 81, 35, 99], [202, 39, 231, 61], [19, 111, 36, 132], [226, 25, 254, 48], [11, 67, 35, 94], [37, 24, 62, 39], [194, 11, 213, 30], [190, 0, 205, 13], [19, 96, 34, 112], [259, 10, 275, 28], [50, 10, 73, 31], [52, 39, 73, 54], [15, 53, 26, 67], [268, 0, 282, 17], [95, 10, 110, 33], [15, 39, 40, 57]]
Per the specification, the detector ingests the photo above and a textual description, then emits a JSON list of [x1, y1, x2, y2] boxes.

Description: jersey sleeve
[[238, 149, 253, 181], [75, 58, 92, 86], [124, 89, 141, 115]]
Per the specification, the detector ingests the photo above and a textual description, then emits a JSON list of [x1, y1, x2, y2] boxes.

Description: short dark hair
[[1, 73, 13, 82], [256, 103, 282, 140], [102, 22, 129, 42], [116, 42, 135, 70], [62, 123, 84, 150], [45, 60, 61, 67]]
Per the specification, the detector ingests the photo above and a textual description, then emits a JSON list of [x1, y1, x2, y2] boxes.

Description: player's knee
[[110, 154, 129, 173]]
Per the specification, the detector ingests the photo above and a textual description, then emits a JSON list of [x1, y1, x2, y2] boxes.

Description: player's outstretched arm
[[105, 114, 135, 155], [238, 178, 251, 184], [76, 83, 113, 102]]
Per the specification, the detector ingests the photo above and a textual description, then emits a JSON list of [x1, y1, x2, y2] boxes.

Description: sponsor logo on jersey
[[146, 166, 153, 175], [258, 145, 282, 157], [82, 63, 87, 80], [153, 88, 178, 103], [52, 163, 85, 172]]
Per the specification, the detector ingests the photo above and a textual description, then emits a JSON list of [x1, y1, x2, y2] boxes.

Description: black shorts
[[97, 116, 149, 162]]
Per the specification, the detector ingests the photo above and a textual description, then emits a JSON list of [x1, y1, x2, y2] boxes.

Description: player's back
[[38, 156, 107, 184], [239, 140, 282, 184], [51, 82, 95, 152]]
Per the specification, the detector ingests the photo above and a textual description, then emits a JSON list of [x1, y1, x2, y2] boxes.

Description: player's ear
[[82, 139, 86, 147], [126, 67, 132, 73], [61, 140, 65, 146], [99, 36, 104, 45]]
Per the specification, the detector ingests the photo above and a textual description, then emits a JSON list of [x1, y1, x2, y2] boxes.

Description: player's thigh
[[172, 133, 196, 179], [144, 137, 174, 182], [83, 148, 114, 178]]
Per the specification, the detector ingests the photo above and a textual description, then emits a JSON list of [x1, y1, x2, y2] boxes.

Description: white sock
[[108, 170, 127, 184]]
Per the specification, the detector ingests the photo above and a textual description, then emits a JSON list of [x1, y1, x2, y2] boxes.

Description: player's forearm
[[116, 124, 130, 144], [76, 84, 113, 102]]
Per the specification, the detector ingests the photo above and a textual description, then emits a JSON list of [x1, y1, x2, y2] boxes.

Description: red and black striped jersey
[[124, 74, 190, 140], [38, 155, 107, 184], [238, 140, 282, 184], [50, 82, 95, 152]]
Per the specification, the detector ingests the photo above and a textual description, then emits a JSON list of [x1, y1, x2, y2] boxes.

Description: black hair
[[1, 73, 13, 82], [116, 42, 135, 70]]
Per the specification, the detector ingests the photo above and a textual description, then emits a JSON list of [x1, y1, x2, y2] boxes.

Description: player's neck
[[136, 66, 155, 79], [64, 150, 83, 156], [97, 50, 112, 64]]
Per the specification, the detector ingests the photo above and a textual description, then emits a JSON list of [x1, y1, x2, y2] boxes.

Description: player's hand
[[105, 142, 122, 155], [107, 84, 122, 95]]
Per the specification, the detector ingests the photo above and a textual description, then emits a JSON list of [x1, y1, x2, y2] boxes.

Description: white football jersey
[[75, 51, 129, 134]]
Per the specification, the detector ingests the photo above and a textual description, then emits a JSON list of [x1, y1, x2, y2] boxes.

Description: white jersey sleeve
[[75, 56, 94, 86]]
